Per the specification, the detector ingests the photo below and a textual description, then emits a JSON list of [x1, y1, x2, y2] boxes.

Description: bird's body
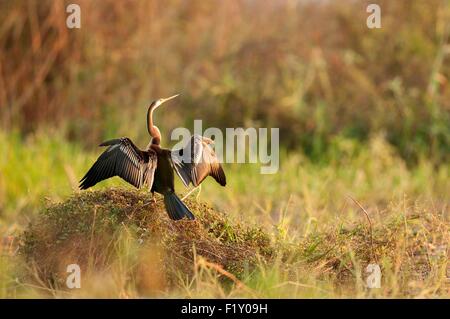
[[79, 95, 226, 220], [151, 147, 174, 194]]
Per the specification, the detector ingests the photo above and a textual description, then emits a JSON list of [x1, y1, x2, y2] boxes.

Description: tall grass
[[1, 131, 448, 227], [0, 0, 449, 299], [0, 0, 449, 163]]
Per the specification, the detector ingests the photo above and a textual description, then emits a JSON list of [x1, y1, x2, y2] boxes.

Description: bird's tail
[[163, 191, 195, 220]]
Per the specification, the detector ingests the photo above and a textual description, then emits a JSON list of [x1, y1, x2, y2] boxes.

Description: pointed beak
[[160, 94, 180, 104]]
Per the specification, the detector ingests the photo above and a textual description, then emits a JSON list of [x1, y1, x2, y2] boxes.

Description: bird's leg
[[181, 187, 197, 201], [195, 184, 202, 201], [152, 192, 157, 204]]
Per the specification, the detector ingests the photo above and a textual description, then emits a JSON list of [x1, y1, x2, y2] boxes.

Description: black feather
[[163, 191, 195, 220]]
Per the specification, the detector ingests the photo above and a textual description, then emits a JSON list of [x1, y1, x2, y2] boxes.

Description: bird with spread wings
[[79, 95, 226, 220]]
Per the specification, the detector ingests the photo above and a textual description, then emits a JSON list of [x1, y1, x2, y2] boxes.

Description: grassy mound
[[20, 189, 273, 293], [17, 188, 448, 298]]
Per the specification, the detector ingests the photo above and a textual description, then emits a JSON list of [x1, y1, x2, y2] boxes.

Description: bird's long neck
[[147, 106, 161, 145]]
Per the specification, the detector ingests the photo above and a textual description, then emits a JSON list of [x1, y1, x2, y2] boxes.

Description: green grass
[[1, 0, 449, 299], [0, 130, 448, 298]]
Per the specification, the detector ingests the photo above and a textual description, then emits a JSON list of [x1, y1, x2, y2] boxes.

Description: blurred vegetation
[[7, 186, 450, 298], [0, 0, 449, 298], [1, 130, 448, 225], [0, 0, 449, 164]]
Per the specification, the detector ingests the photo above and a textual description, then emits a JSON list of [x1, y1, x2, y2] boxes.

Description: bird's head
[[149, 94, 180, 110]]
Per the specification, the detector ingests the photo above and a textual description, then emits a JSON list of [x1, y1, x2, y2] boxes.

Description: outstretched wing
[[172, 135, 226, 187], [79, 137, 157, 190]]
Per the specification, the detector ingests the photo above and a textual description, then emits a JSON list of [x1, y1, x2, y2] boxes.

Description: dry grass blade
[[347, 195, 377, 264]]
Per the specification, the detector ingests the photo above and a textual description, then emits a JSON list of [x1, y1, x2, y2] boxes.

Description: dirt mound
[[20, 189, 273, 292]]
